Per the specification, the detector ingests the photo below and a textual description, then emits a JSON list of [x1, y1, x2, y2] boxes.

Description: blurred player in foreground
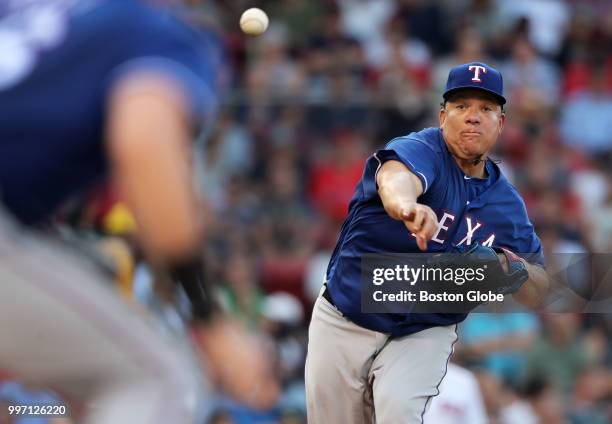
[[0, 1, 275, 423], [305, 62, 550, 423]]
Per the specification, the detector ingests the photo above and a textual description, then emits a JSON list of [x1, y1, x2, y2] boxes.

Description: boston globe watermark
[[361, 253, 612, 313], [371, 262, 501, 303], [362, 253, 503, 314]]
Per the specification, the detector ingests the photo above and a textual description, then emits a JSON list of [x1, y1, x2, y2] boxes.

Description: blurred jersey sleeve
[[102, 1, 226, 129]]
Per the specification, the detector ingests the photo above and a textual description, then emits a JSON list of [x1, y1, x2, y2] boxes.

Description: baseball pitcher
[[305, 62, 549, 423]]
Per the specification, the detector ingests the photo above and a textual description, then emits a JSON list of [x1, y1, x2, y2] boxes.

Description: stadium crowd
[[2, 0, 612, 423]]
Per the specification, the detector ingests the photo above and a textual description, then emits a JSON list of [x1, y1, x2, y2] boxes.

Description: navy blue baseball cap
[[443, 62, 506, 105]]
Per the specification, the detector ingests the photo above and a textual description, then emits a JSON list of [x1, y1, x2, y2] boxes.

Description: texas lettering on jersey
[[0, 0, 83, 89], [426, 213, 495, 247]]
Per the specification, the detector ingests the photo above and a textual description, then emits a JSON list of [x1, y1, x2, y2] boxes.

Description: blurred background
[[2, 0, 612, 423]]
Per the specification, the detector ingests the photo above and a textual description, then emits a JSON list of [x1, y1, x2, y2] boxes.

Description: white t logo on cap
[[468, 65, 487, 82]]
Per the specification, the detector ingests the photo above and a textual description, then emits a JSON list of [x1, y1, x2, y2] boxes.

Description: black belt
[[322, 284, 336, 306]]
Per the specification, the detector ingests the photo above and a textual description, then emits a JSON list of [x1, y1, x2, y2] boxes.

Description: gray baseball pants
[[0, 210, 208, 424], [305, 289, 458, 424]]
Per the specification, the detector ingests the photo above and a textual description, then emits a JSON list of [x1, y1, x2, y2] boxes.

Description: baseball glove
[[432, 243, 530, 296]]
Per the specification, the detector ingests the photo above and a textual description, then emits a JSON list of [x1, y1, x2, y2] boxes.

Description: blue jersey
[[326, 127, 543, 337], [0, 0, 222, 225]]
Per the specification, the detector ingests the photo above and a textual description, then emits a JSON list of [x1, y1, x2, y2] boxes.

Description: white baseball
[[240, 8, 269, 36]]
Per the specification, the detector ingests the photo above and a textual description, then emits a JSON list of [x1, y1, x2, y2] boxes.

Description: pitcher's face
[[439, 89, 505, 161]]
